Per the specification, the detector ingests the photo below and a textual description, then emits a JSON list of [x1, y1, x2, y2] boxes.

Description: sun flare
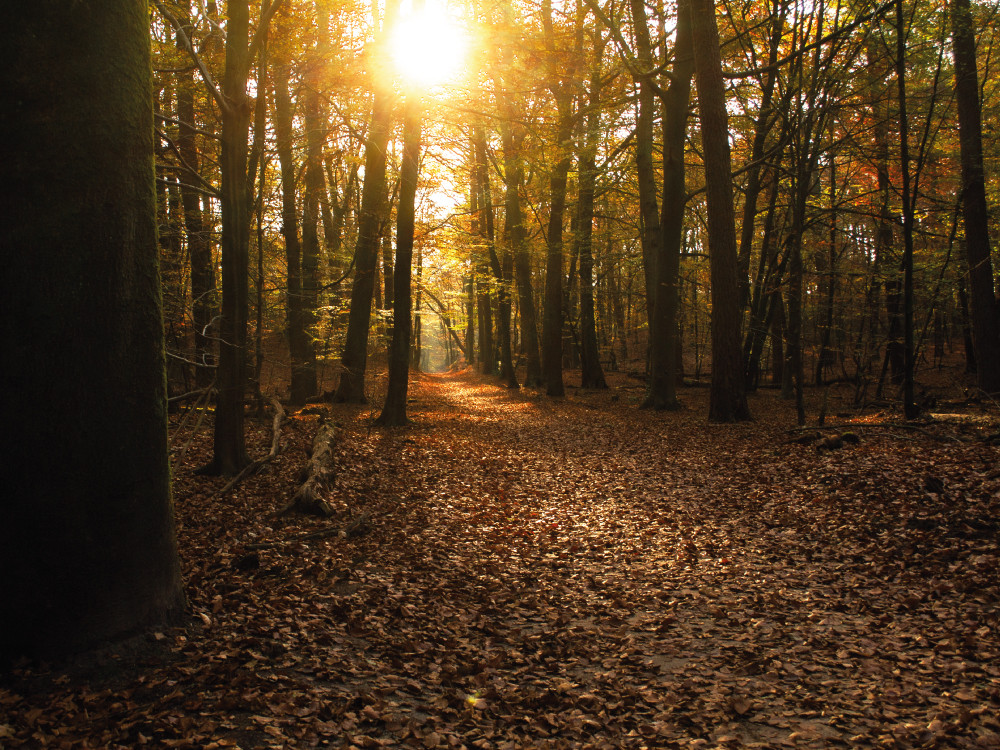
[[390, 4, 468, 89]]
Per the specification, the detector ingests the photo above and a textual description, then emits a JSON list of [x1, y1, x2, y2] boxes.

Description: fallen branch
[[168, 385, 214, 405], [280, 421, 340, 516], [786, 422, 960, 443], [211, 397, 285, 498], [245, 512, 372, 550]]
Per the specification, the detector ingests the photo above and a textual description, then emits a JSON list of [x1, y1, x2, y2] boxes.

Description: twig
[[245, 512, 372, 550]]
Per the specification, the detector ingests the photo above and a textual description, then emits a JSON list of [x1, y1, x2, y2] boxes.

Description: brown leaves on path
[[2, 370, 999, 749]]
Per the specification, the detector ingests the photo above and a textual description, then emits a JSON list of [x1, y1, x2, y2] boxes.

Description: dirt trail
[[2, 370, 998, 749]]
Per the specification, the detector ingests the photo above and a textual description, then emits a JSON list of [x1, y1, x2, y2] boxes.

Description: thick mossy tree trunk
[[690, 0, 751, 422], [0, 0, 185, 658]]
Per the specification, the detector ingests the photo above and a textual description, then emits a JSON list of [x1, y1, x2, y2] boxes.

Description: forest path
[[5, 371, 998, 749], [289, 369, 997, 748]]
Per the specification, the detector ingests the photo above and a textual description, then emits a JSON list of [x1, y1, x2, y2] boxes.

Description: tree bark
[[690, 0, 751, 422], [950, 0, 1000, 394], [576, 38, 608, 390], [211, 0, 255, 474], [300, 84, 324, 400], [475, 126, 518, 387], [541, 0, 571, 397], [500, 114, 543, 387], [646, 0, 694, 409], [176, 62, 216, 389], [0, 0, 185, 658], [332, 0, 397, 403], [377, 92, 422, 426], [272, 63, 313, 405]]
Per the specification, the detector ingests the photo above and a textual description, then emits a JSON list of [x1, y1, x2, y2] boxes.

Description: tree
[[174, 9, 217, 390], [690, 0, 752, 422], [647, 0, 694, 409], [576, 27, 608, 391], [950, 0, 1000, 394], [0, 0, 184, 658], [378, 88, 422, 425], [332, 0, 398, 403], [159, 0, 281, 474], [541, 0, 574, 398], [272, 56, 313, 405]]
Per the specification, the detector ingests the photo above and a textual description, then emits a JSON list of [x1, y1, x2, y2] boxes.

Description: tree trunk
[[475, 126, 518, 387], [465, 275, 475, 366], [736, 5, 785, 314], [272, 63, 312, 405], [815, 153, 838, 386], [690, 0, 751, 422], [630, 0, 663, 376], [211, 0, 254, 474], [502, 124, 543, 386], [950, 0, 1000, 394], [377, 92, 422, 426], [299, 79, 325, 401], [176, 65, 216, 389], [895, 0, 917, 418], [646, 0, 694, 408], [541, 0, 570, 397], [332, 1, 397, 403], [0, 0, 185, 658], [576, 51, 607, 390]]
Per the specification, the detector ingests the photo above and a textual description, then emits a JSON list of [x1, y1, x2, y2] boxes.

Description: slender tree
[[576, 29, 608, 390], [333, 0, 398, 403], [378, 91, 423, 424], [541, 0, 573, 397]]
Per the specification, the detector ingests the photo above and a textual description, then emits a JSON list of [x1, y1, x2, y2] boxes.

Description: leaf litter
[[2, 369, 998, 749]]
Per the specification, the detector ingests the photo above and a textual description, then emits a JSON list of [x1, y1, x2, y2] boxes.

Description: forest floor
[[2, 367, 1000, 749]]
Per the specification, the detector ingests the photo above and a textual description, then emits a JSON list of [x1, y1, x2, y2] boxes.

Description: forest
[[1, 0, 999, 746]]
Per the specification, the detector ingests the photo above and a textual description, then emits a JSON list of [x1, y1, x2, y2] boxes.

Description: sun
[[389, 2, 468, 89]]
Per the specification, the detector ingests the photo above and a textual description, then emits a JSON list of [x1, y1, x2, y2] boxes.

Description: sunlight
[[389, 1, 468, 89]]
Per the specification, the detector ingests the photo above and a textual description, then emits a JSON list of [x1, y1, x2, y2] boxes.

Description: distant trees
[[1, 0, 184, 657], [149, 0, 1000, 436]]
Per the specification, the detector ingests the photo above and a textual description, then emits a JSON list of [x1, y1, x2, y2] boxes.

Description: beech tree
[[0, 0, 184, 657], [950, 0, 1000, 395], [690, 0, 751, 422]]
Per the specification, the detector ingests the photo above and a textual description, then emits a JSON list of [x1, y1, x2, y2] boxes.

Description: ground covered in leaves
[[3, 368, 1000, 749]]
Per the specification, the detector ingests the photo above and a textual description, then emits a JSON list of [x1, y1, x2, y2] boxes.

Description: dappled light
[[6, 0, 1000, 745]]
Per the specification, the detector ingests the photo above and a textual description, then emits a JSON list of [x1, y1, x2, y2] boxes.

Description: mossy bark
[[0, 0, 185, 658]]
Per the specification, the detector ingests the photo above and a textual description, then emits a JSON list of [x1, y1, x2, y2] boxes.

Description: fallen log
[[281, 421, 340, 516]]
